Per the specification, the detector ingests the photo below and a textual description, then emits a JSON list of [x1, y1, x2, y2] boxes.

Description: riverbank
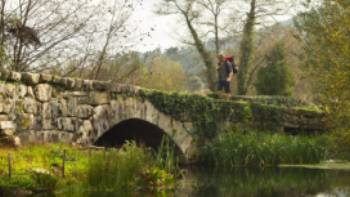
[[0, 142, 177, 196], [0, 131, 346, 196]]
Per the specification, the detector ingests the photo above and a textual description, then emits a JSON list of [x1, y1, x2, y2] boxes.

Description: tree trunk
[[237, 0, 256, 95], [184, 16, 216, 90]]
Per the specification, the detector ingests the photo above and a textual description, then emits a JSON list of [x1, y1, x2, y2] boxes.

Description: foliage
[[255, 42, 294, 96], [137, 90, 252, 139], [137, 166, 175, 192], [137, 56, 188, 92], [156, 136, 179, 177], [0, 143, 177, 195], [200, 130, 334, 168], [295, 1, 350, 151], [30, 169, 58, 192]]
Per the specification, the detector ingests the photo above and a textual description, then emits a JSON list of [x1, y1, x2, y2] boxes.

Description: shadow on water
[[26, 167, 350, 197]]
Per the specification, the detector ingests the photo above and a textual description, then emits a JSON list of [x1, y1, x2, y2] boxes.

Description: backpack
[[224, 56, 238, 74]]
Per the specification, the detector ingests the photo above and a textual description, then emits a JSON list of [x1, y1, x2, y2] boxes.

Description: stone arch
[[94, 118, 185, 158], [78, 97, 194, 160]]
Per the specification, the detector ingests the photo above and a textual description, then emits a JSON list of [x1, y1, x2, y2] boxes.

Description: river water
[[51, 167, 350, 197]]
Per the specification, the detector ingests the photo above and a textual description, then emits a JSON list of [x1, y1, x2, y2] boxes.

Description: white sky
[[126, 0, 301, 53], [131, 0, 181, 52]]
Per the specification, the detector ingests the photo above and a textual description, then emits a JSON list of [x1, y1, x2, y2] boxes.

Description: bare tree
[[90, 0, 141, 79], [157, 0, 229, 90], [197, 0, 229, 55], [0, 0, 143, 74]]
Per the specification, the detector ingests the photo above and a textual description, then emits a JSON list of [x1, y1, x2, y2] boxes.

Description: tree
[[138, 56, 188, 91], [156, 0, 230, 90], [237, 0, 256, 95], [236, 0, 296, 95], [254, 42, 294, 96], [0, 0, 142, 73], [197, 0, 229, 55], [295, 0, 350, 129], [89, 0, 142, 79]]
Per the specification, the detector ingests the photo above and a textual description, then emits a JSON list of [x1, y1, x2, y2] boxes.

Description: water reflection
[[29, 167, 350, 197], [178, 167, 350, 197]]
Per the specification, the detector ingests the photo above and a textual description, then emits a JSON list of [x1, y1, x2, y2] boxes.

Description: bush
[[30, 168, 58, 192], [254, 42, 294, 96]]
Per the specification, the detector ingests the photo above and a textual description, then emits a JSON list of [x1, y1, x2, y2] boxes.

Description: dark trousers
[[217, 80, 230, 93]]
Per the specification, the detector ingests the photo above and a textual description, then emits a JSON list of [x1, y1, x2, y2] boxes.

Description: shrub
[[254, 42, 294, 96]]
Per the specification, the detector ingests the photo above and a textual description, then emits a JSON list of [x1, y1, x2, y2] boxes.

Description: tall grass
[[200, 131, 334, 168], [85, 142, 148, 196], [85, 139, 179, 196], [156, 136, 179, 176]]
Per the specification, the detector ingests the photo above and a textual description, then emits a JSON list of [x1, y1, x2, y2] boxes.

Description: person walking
[[217, 54, 234, 95]]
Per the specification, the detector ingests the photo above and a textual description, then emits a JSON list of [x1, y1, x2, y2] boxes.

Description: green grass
[[200, 130, 334, 168], [85, 142, 149, 196], [0, 142, 177, 195]]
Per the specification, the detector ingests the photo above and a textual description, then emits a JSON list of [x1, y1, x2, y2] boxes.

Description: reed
[[200, 131, 333, 168]]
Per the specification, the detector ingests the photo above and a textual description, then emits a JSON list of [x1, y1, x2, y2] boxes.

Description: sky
[[131, 0, 181, 52], [124, 0, 303, 53]]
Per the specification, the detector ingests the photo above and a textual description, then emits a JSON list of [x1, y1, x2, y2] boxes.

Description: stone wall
[[0, 69, 196, 158]]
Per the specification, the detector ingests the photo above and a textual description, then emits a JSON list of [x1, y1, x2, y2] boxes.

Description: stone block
[[92, 81, 110, 91], [23, 98, 38, 114], [35, 84, 52, 102], [76, 105, 94, 119], [17, 85, 27, 98], [52, 76, 63, 85], [0, 115, 9, 121], [27, 86, 35, 97], [4, 84, 16, 98], [0, 121, 15, 130], [82, 80, 93, 91], [76, 120, 93, 144], [63, 78, 76, 89], [78, 92, 110, 106], [74, 79, 83, 90], [9, 71, 21, 81], [67, 97, 77, 116], [41, 118, 55, 130], [1, 129, 14, 136], [18, 130, 73, 144], [0, 101, 12, 114], [22, 72, 40, 85], [40, 74, 53, 83], [57, 118, 80, 132], [17, 113, 38, 131], [0, 68, 10, 80]]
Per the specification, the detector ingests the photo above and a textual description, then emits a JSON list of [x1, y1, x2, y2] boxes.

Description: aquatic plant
[[85, 142, 147, 196], [200, 130, 334, 168]]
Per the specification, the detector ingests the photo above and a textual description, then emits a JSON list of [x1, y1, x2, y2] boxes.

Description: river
[[49, 167, 350, 197]]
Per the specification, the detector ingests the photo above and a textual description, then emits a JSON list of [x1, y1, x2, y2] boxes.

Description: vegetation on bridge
[[112, 88, 325, 141]]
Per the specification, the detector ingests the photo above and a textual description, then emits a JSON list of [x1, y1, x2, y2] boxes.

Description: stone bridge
[[0, 69, 327, 161]]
